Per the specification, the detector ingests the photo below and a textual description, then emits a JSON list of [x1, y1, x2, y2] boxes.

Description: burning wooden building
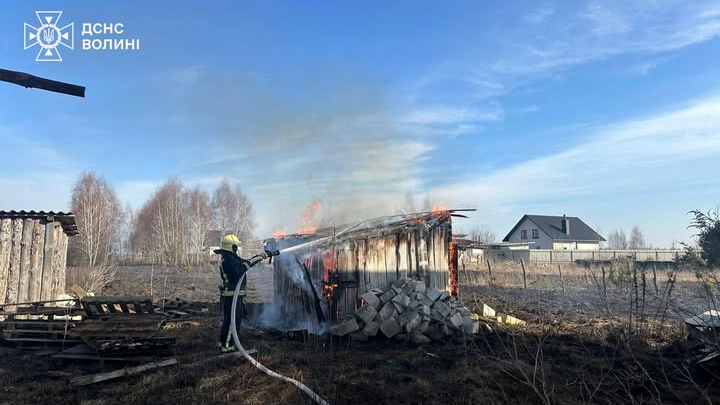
[[265, 209, 473, 332], [0, 211, 78, 305]]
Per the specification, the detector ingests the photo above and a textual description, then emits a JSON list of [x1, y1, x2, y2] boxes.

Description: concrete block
[[363, 321, 381, 337], [432, 301, 451, 318], [449, 313, 464, 328], [420, 295, 435, 307], [398, 309, 420, 327], [355, 305, 378, 325], [480, 303, 496, 317], [401, 280, 417, 296], [464, 321, 480, 334], [330, 318, 360, 337], [379, 301, 396, 321], [411, 331, 432, 345], [395, 333, 411, 342], [393, 301, 406, 314], [404, 312, 423, 332], [431, 309, 443, 319], [350, 331, 369, 342], [438, 291, 450, 301], [417, 320, 430, 334], [391, 293, 406, 305], [426, 288, 441, 302], [421, 305, 431, 316], [380, 289, 397, 304], [360, 292, 381, 309], [373, 313, 383, 323], [442, 324, 452, 336], [415, 280, 426, 292], [391, 277, 411, 293], [380, 318, 402, 338]]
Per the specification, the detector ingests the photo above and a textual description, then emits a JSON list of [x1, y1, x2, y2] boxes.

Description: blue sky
[[2, 1, 720, 247]]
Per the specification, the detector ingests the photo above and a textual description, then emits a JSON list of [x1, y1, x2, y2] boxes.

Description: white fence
[[484, 249, 683, 263]]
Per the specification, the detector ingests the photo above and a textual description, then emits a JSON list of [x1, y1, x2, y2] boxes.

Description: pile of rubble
[[330, 277, 489, 344]]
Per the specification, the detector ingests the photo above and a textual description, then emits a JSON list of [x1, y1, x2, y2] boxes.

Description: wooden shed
[[265, 209, 472, 332], [0, 211, 78, 305]]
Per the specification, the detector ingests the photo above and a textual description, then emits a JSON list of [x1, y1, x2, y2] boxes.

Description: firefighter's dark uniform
[[214, 249, 250, 350]]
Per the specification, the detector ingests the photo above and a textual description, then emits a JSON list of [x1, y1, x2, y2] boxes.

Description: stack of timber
[[0, 298, 83, 349]]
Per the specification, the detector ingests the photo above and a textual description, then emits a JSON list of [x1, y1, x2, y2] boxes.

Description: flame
[[273, 228, 286, 240], [298, 199, 322, 234], [431, 203, 449, 214]]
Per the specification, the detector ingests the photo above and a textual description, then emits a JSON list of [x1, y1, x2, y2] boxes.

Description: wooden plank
[[28, 220, 45, 302], [365, 238, 379, 289], [70, 358, 178, 386], [70, 284, 88, 299], [397, 233, 409, 279], [0, 218, 12, 303], [50, 227, 65, 298], [4, 337, 82, 343], [417, 230, 428, 285], [0, 68, 86, 97], [356, 240, 367, 295], [409, 231, 417, 279], [17, 219, 34, 303], [384, 234, 398, 286], [5, 219, 24, 304], [39, 223, 54, 301], [375, 237, 387, 289]]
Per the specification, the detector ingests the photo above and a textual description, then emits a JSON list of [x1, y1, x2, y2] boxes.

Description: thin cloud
[[430, 96, 720, 209], [525, 4, 555, 24]]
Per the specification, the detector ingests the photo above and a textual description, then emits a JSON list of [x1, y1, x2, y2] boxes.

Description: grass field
[[1, 262, 719, 405]]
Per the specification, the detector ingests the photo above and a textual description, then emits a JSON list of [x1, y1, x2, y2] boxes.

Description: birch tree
[[70, 172, 122, 266], [211, 178, 256, 244]]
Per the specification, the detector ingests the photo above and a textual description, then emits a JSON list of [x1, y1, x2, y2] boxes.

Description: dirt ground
[[1, 265, 719, 405]]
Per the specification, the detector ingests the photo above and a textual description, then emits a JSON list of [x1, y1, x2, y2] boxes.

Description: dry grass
[[2, 264, 719, 404]]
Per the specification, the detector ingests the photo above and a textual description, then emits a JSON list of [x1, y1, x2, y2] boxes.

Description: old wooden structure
[[0, 211, 78, 305], [266, 209, 472, 331]]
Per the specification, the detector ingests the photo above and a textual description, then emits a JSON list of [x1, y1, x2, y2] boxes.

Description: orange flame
[[273, 228, 286, 240], [298, 199, 322, 234], [431, 203, 449, 214]]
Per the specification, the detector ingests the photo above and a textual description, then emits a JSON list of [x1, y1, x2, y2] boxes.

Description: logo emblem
[[24, 11, 74, 61]]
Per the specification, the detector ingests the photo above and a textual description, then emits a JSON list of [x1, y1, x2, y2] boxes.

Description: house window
[[520, 230, 527, 239], [532, 229, 539, 239]]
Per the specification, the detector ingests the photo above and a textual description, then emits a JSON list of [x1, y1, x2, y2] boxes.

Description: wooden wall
[[273, 217, 453, 325], [0, 218, 69, 304]]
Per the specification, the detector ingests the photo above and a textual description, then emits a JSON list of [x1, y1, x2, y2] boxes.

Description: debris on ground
[[330, 277, 508, 343], [684, 310, 720, 367]]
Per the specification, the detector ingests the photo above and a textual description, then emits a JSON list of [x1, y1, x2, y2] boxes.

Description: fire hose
[[229, 269, 331, 405]]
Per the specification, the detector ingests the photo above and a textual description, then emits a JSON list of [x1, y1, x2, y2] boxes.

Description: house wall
[[505, 217, 553, 249], [0, 218, 69, 305]]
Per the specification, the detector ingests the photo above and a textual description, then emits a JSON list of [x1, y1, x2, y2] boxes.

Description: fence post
[[558, 264, 565, 292], [652, 264, 658, 294], [520, 259, 528, 289], [486, 259, 493, 282], [601, 266, 607, 298]]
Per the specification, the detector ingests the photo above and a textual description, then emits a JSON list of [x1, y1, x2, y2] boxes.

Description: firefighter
[[214, 234, 267, 352]]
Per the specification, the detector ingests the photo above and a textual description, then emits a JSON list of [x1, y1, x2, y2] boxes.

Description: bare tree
[[211, 178, 257, 244], [628, 225, 646, 249], [607, 229, 628, 250], [465, 225, 498, 244], [131, 178, 186, 264], [184, 185, 212, 263], [70, 172, 122, 266]]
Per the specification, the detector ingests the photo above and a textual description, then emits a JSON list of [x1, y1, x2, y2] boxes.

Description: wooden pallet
[[0, 318, 79, 348], [80, 296, 155, 318]]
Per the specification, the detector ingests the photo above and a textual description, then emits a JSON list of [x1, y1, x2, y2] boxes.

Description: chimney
[[562, 215, 570, 235]]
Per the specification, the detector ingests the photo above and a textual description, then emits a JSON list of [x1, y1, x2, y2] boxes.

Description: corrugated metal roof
[[0, 210, 78, 235], [264, 209, 475, 248]]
